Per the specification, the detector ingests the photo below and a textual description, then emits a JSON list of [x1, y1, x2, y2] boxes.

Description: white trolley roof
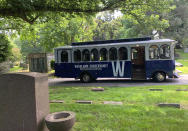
[[55, 38, 175, 50]]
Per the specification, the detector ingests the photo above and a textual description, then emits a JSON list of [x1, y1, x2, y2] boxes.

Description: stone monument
[[28, 53, 48, 73], [0, 72, 49, 131]]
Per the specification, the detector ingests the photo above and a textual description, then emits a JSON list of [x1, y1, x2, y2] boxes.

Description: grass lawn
[[50, 85, 188, 131], [176, 60, 188, 74], [176, 49, 188, 74], [9, 66, 23, 72], [176, 49, 188, 59]]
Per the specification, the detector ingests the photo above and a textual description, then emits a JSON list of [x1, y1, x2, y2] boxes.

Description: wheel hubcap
[[157, 73, 164, 81], [83, 75, 90, 82]]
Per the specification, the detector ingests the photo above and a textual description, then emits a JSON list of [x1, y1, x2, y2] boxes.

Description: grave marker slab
[[103, 101, 123, 105], [91, 88, 104, 91], [176, 89, 188, 91], [157, 103, 180, 108], [76, 100, 93, 104], [149, 89, 163, 91], [50, 100, 64, 103]]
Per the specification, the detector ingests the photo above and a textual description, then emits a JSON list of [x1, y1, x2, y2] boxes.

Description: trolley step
[[132, 73, 146, 80]]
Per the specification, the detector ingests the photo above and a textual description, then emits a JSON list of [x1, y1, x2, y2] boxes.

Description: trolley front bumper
[[172, 72, 179, 78]]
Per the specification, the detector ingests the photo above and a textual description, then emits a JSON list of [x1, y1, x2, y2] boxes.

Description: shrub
[[50, 60, 55, 70]]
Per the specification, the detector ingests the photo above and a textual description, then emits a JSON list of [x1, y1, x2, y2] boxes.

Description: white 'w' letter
[[112, 61, 125, 77]]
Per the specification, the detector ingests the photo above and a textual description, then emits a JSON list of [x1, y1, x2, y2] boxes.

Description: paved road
[[48, 75, 188, 87]]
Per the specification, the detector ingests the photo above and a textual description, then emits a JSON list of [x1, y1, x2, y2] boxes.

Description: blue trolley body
[[54, 37, 177, 82]]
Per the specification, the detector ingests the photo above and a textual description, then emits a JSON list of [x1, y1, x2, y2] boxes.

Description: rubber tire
[[153, 72, 166, 82], [80, 73, 92, 83]]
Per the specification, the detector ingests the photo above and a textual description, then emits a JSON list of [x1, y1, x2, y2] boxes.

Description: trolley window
[[109, 47, 117, 61], [91, 49, 99, 61], [61, 50, 68, 62], [82, 49, 90, 61], [74, 49, 81, 62], [119, 47, 128, 60], [160, 44, 170, 59], [149, 45, 159, 59], [100, 48, 108, 61]]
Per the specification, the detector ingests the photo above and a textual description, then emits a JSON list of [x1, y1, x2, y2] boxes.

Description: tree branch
[[0, 0, 126, 23]]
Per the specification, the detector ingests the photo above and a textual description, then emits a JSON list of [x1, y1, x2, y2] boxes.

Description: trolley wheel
[[80, 73, 92, 83], [153, 72, 166, 82]]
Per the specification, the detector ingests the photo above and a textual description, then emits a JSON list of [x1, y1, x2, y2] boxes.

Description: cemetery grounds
[[50, 85, 188, 131], [176, 49, 188, 74], [9, 49, 188, 130], [49, 49, 188, 131]]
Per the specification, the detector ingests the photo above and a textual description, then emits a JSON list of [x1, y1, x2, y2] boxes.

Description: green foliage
[[9, 42, 22, 63], [183, 38, 188, 47], [93, 13, 169, 40], [19, 15, 95, 51], [0, 34, 12, 63], [93, 12, 121, 40], [0, 0, 174, 52], [18, 10, 172, 51], [0, 0, 102, 23], [14, 38, 43, 61], [0, 0, 172, 25], [118, 14, 169, 38], [1, 0, 179, 53], [50, 60, 55, 70], [120, 0, 172, 37], [40, 16, 95, 51], [163, 0, 188, 46]]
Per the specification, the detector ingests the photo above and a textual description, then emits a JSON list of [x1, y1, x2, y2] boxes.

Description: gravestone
[[157, 103, 180, 108], [50, 100, 64, 103], [76, 100, 93, 104], [103, 101, 123, 105], [91, 88, 104, 91], [149, 89, 163, 91], [176, 89, 188, 91], [0, 72, 49, 131], [28, 53, 48, 73]]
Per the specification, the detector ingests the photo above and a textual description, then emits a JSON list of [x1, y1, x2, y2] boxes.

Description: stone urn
[[45, 111, 75, 131]]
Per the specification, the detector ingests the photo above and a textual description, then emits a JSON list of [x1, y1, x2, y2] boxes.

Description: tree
[[163, 0, 188, 48], [14, 38, 43, 61], [93, 10, 170, 41], [0, 34, 12, 63], [115, 14, 170, 38], [0, 34, 12, 74], [19, 15, 96, 52], [93, 11, 121, 40], [0, 0, 172, 25], [9, 42, 22, 63]]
